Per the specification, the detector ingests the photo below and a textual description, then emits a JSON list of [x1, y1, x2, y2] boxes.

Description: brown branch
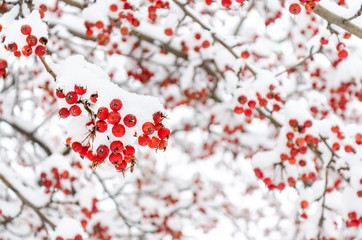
[[345, 4, 362, 22], [0, 118, 52, 156], [172, 0, 257, 76], [255, 107, 282, 128], [0, 173, 56, 230], [39, 56, 57, 81], [314, 4, 362, 39]]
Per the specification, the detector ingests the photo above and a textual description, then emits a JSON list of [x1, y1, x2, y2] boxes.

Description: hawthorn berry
[[202, 40, 210, 48], [300, 200, 309, 209], [142, 122, 155, 135], [107, 111, 121, 125], [305, 1, 316, 13], [148, 137, 161, 148], [158, 139, 168, 150], [241, 51, 250, 59], [123, 145, 135, 156], [26, 35, 37, 46], [22, 45, 32, 56], [164, 28, 173, 36], [74, 85, 87, 95], [158, 127, 170, 140], [138, 134, 151, 146], [96, 145, 109, 158], [59, 108, 70, 118], [153, 111, 165, 124], [109, 4, 118, 12], [20, 25, 32, 35], [90, 94, 98, 103], [124, 114, 137, 127], [72, 142, 83, 152], [56, 89, 65, 98], [74, 234, 83, 240], [109, 153, 123, 164], [338, 50, 348, 59], [289, 4, 301, 15], [96, 120, 107, 132], [110, 141, 124, 153], [112, 124, 126, 137], [35, 45, 46, 56], [344, 145, 353, 153], [115, 161, 127, 170], [97, 107, 109, 120], [65, 91, 78, 104], [110, 99, 123, 111], [7, 42, 18, 52], [69, 105, 82, 116], [234, 106, 244, 114], [39, 4, 47, 12]]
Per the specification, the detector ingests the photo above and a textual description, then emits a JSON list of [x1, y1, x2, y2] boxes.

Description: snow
[[53, 217, 85, 239]]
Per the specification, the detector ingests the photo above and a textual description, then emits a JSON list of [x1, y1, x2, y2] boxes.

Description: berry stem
[[39, 56, 57, 81]]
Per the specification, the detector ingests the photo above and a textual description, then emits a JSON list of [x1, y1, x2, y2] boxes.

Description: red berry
[[320, 37, 328, 45], [123, 145, 135, 156], [241, 51, 250, 59], [110, 99, 123, 111], [158, 127, 170, 140], [69, 105, 82, 116], [254, 168, 263, 179], [148, 137, 161, 149], [164, 28, 173, 36], [95, 21, 104, 29], [59, 108, 70, 118], [22, 45, 32, 56], [20, 25, 32, 35], [109, 4, 118, 12], [344, 145, 353, 153], [72, 142, 83, 152], [158, 139, 168, 150], [112, 124, 126, 137], [153, 111, 165, 124], [56, 88, 65, 98], [109, 153, 123, 164], [300, 200, 309, 209], [107, 111, 121, 125], [138, 135, 151, 146], [234, 106, 244, 114], [338, 50, 348, 59], [124, 114, 137, 127], [305, 1, 316, 13], [238, 95, 248, 104], [65, 91, 78, 104], [74, 234, 83, 240], [97, 107, 109, 120], [90, 94, 98, 103], [289, 3, 301, 15], [276, 182, 285, 190], [7, 43, 18, 52], [39, 4, 47, 11], [74, 85, 87, 95], [248, 100, 256, 109], [35, 45, 46, 56], [110, 141, 124, 153], [142, 122, 155, 135], [55, 237, 64, 240], [202, 40, 210, 48], [357, 191, 362, 197], [115, 161, 127, 170], [332, 142, 340, 151], [96, 145, 109, 159], [26, 35, 37, 47], [96, 121, 107, 132]]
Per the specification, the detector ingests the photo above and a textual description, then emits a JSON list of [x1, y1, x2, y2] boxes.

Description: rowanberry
[[124, 114, 137, 127], [110, 99, 123, 111]]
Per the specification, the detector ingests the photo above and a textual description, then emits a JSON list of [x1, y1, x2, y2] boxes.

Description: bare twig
[[314, 4, 362, 39], [39, 56, 57, 81], [0, 174, 56, 230]]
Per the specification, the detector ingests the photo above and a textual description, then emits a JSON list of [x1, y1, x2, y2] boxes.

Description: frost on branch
[[53, 55, 170, 172]]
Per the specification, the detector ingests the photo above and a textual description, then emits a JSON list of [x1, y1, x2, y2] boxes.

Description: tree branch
[[0, 118, 52, 156], [314, 4, 362, 39], [0, 173, 56, 230]]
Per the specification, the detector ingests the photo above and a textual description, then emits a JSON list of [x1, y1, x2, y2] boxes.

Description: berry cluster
[[181, 33, 211, 54], [148, 1, 170, 21], [234, 85, 283, 118], [127, 66, 154, 84], [88, 222, 112, 240], [0, 59, 7, 77], [56, 83, 169, 173], [289, 0, 320, 15], [81, 198, 98, 219], [138, 112, 170, 150], [39, 168, 74, 195], [345, 211, 362, 227], [55, 235, 82, 240], [254, 168, 286, 190], [4, 25, 47, 57]]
